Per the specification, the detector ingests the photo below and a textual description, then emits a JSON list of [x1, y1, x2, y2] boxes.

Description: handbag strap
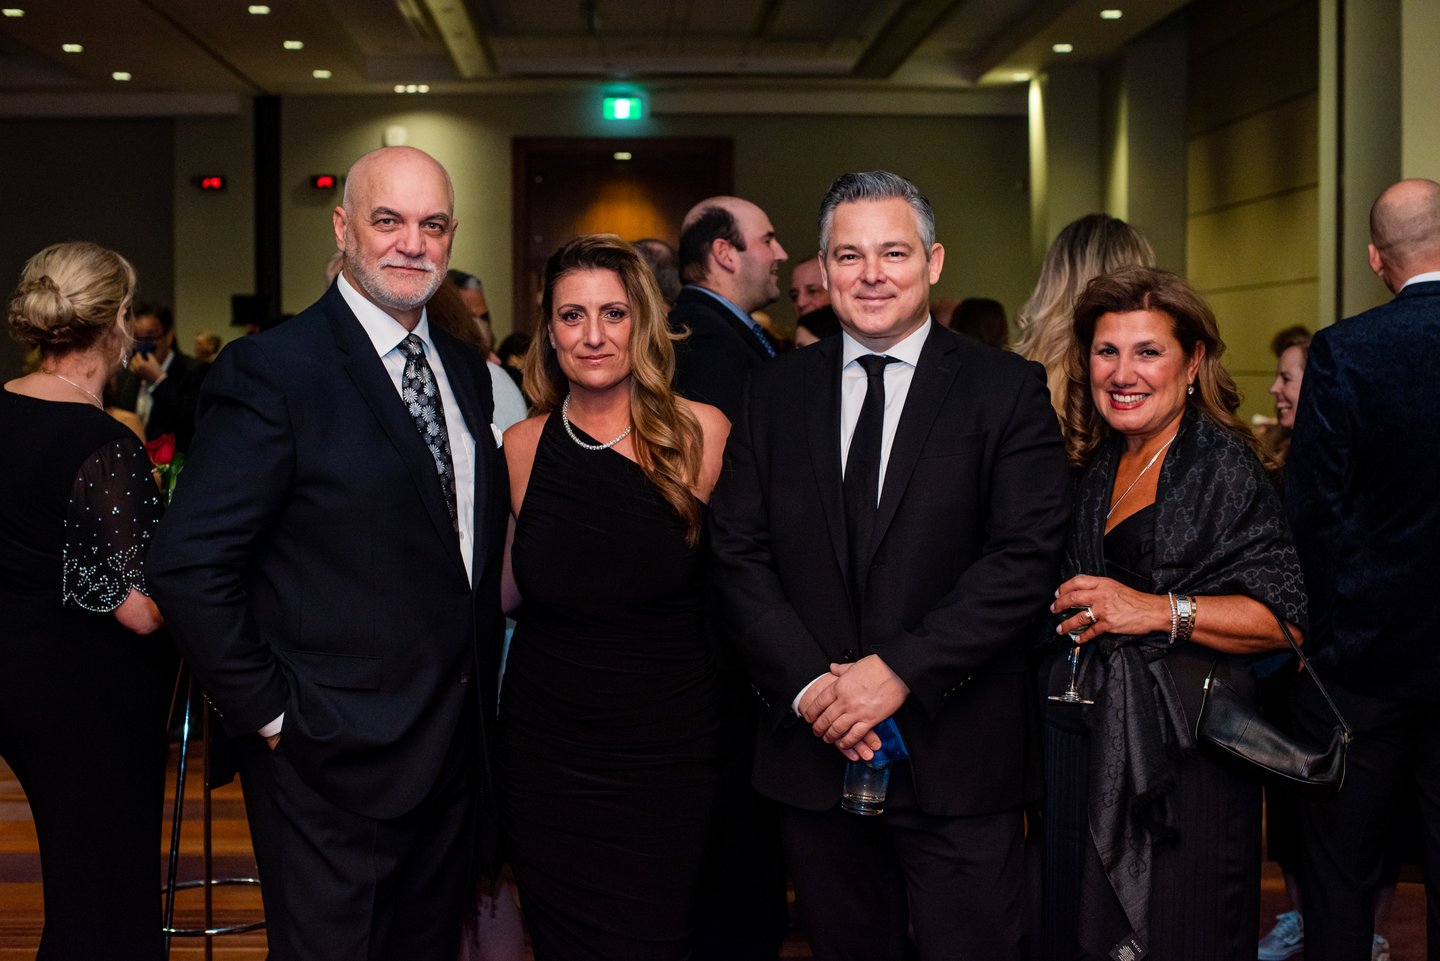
[[1271, 609, 1352, 739]]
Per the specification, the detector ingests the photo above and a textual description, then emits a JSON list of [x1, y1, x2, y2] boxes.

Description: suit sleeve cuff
[[257, 713, 284, 738]]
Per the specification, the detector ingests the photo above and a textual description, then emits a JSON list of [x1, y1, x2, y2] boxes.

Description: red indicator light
[[197, 175, 225, 191], [310, 174, 337, 190]]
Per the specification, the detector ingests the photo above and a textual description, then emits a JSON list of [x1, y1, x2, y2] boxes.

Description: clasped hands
[[797, 654, 909, 762]]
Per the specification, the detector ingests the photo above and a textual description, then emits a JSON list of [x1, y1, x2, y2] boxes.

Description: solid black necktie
[[844, 354, 898, 604], [399, 334, 458, 528]]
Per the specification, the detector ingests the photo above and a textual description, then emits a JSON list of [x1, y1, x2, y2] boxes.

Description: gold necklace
[[1107, 433, 1177, 520]]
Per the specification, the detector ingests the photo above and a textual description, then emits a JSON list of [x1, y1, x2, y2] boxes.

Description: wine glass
[[1048, 608, 1094, 705]]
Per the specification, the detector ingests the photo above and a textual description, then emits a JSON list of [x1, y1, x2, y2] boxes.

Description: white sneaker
[[1372, 934, 1391, 961], [1257, 910, 1304, 961]]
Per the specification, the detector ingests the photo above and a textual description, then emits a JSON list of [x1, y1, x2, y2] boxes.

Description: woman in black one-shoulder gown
[[496, 235, 730, 961]]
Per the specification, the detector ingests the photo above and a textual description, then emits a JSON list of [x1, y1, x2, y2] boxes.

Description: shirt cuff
[[258, 713, 284, 738], [791, 674, 828, 717]]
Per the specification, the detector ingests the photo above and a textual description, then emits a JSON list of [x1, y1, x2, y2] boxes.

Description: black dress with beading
[[0, 391, 173, 960], [497, 412, 723, 961]]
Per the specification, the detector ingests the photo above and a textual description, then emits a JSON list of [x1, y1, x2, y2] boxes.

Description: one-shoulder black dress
[[497, 412, 723, 961]]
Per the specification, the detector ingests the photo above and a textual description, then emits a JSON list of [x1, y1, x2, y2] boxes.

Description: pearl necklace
[[40, 369, 104, 409], [1107, 432, 1177, 519], [561, 395, 632, 451]]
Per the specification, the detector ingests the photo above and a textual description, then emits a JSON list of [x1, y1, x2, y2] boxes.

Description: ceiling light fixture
[[613, 151, 632, 161], [61, 43, 83, 53], [283, 40, 304, 50], [1101, 9, 1123, 19], [1011, 72, 1030, 82], [312, 69, 332, 79], [1052, 43, 1074, 53], [248, 4, 270, 14], [2, 8, 25, 17], [112, 71, 132, 81]]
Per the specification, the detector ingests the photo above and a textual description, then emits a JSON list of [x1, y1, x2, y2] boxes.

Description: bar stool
[[162, 664, 265, 959]]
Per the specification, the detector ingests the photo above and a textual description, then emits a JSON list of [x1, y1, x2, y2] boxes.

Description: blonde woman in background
[[1, 242, 171, 959], [1014, 214, 1156, 416]]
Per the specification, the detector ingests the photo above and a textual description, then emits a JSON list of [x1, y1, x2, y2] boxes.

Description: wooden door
[[512, 137, 733, 333]]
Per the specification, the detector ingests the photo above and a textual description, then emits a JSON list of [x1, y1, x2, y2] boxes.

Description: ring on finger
[[1084, 606, 1098, 625]]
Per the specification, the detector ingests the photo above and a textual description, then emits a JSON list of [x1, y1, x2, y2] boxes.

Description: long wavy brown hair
[[1063, 266, 1273, 470], [523, 234, 705, 543]]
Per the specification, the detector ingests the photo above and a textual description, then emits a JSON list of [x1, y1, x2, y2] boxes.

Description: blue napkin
[[866, 717, 910, 769]]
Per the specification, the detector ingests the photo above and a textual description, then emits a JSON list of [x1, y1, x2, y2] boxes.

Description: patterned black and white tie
[[399, 334, 457, 528]]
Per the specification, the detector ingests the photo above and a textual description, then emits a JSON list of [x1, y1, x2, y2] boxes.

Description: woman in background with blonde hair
[[1015, 213, 1156, 415], [496, 235, 729, 960], [1, 241, 171, 959]]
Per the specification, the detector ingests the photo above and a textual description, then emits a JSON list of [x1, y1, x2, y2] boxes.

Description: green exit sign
[[603, 96, 643, 120]]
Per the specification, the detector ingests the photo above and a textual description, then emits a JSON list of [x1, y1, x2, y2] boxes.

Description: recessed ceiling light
[[2, 8, 25, 17], [613, 151, 633, 161], [1052, 43, 1074, 53], [312, 69, 332, 79], [1011, 71, 1030, 82], [248, 4, 270, 13], [1100, 9, 1123, 19], [418, 84, 429, 93], [61, 43, 83, 54], [112, 71, 132, 81], [283, 40, 304, 50]]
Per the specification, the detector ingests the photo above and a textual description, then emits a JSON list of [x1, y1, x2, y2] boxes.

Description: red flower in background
[[144, 433, 183, 503], [144, 433, 177, 466]]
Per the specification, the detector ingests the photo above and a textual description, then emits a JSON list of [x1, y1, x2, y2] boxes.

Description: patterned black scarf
[[1067, 408, 1307, 942]]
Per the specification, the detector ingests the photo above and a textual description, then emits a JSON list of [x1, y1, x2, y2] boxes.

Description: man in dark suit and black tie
[[148, 146, 508, 960], [112, 302, 208, 452], [670, 195, 788, 423], [1286, 177, 1440, 961], [709, 171, 1070, 960]]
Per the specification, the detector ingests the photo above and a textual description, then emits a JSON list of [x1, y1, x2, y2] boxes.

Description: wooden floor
[[0, 747, 1428, 959]]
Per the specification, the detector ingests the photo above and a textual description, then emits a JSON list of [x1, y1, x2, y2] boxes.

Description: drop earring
[[1187, 384, 1195, 396]]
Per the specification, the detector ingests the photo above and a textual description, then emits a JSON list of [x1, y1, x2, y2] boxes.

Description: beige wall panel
[[1187, 94, 1318, 213], [1187, 6, 1317, 137], [1206, 280, 1318, 363], [1187, 187, 1318, 291], [1234, 371, 1283, 424]]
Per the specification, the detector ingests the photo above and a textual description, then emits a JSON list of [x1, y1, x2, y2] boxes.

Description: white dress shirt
[[1401, 270, 1440, 290], [838, 318, 932, 499]]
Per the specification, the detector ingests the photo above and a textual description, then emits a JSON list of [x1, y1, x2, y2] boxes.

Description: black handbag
[[1195, 611, 1351, 793]]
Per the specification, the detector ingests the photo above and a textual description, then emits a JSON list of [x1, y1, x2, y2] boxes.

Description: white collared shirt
[[1401, 270, 1440, 291], [838, 318, 932, 502], [337, 273, 477, 584]]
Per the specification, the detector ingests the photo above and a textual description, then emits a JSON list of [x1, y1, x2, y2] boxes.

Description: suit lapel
[[805, 338, 851, 590], [326, 293, 466, 580], [866, 326, 961, 569]]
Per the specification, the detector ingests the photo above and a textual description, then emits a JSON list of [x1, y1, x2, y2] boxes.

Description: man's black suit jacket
[[114, 349, 209, 452], [148, 283, 509, 822], [670, 285, 773, 423], [1286, 279, 1440, 700], [709, 325, 1071, 815]]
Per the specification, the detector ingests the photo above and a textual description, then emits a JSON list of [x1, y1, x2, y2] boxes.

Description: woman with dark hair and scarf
[[1039, 266, 1307, 961]]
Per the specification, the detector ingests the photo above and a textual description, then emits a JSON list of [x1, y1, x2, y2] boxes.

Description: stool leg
[[163, 669, 194, 958]]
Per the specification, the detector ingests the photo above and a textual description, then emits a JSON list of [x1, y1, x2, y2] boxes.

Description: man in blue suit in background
[[1286, 177, 1440, 961]]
